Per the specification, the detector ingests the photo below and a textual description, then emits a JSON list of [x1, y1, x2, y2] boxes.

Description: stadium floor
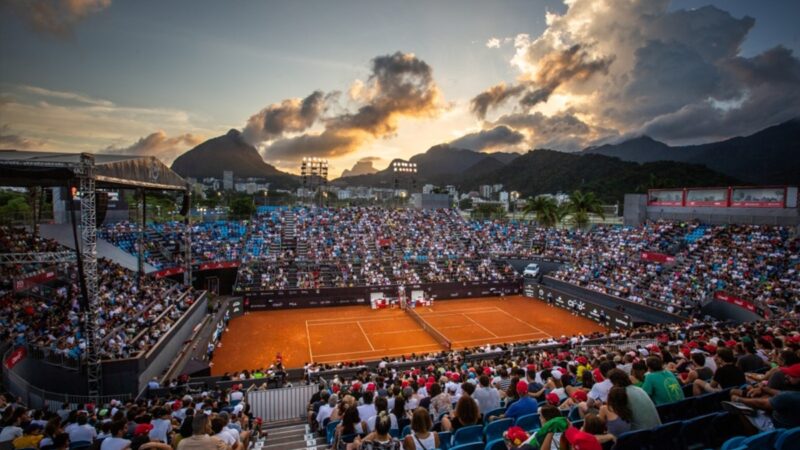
[[210, 295, 606, 373]]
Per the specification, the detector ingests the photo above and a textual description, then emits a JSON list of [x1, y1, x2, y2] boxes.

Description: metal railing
[[247, 383, 318, 423]]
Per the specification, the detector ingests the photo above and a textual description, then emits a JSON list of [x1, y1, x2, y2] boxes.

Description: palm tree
[[522, 196, 561, 227], [565, 190, 605, 228]]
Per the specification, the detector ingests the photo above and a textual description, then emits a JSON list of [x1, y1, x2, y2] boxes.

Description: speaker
[[96, 192, 108, 226], [180, 192, 191, 216]]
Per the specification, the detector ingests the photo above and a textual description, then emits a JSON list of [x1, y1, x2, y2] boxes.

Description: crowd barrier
[[248, 383, 318, 423], [524, 282, 635, 329]]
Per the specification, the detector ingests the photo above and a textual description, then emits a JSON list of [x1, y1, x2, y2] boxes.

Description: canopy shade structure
[[0, 150, 188, 191]]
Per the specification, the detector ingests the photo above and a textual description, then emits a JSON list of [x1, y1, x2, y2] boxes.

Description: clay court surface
[[211, 295, 606, 374]]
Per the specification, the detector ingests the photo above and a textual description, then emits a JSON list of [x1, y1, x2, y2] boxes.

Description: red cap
[[483, 367, 492, 375], [366, 383, 376, 392], [576, 356, 588, 365], [526, 364, 537, 373], [134, 423, 153, 437], [401, 380, 409, 388], [516, 380, 528, 396], [780, 363, 800, 378], [592, 368, 604, 382], [725, 340, 738, 348], [451, 373, 460, 382], [571, 390, 588, 402], [542, 360, 553, 369], [564, 426, 602, 450], [546, 393, 560, 406], [504, 426, 530, 447], [704, 344, 717, 354], [425, 381, 434, 391], [352, 382, 362, 391]]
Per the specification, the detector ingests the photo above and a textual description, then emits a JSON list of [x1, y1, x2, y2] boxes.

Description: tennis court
[[211, 295, 606, 374]]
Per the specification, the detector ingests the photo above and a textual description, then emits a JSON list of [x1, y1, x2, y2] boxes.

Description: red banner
[[197, 261, 239, 271], [13, 269, 57, 292], [377, 238, 392, 247], [730, 200, 784, 208], [152, 267, 186, 279], [4, 347, 26, 369], [714, 292, 765, 316], [640, 252, 675, 263]]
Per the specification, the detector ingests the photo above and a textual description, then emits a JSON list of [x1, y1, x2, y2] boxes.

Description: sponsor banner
[[245, 280, 521, 311], [152, 267, 185, 279], [524, 283, 633, 330], [640, 252, 675, 264], [13, 269, 57, 292], [4, 346, 26, 369], [197, 261, 239, 271], [686, 188, 728, 207], [714, 292, 767, 317]]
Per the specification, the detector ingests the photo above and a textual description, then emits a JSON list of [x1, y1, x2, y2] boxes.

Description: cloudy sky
[[1, 0, 799, 177]]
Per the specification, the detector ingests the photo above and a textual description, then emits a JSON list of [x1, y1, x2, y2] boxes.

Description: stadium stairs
[[258, 422, 327, 450]]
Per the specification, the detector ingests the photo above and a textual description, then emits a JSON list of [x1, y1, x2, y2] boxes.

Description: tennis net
[[405, 307, 452, 350]]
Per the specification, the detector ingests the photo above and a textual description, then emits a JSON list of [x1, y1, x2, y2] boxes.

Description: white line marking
[[461, 313, 499, 337], [314, 342, 443, 358], [357, 321, 376, 351], [493, 308, 550, 336], [305, 320, 314, 362]]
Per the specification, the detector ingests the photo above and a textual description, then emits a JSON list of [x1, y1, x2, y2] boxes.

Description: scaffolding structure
[[0, 150, 190, 402]]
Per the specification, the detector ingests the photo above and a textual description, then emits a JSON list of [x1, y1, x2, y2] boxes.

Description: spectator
[[176, 413, 227, 450], [473, 375, 501, 415], [100, 421, 131, 450], [441, 396, 479, 432], [402, 408, 439, 450], [528, 405, 568, 450], [693, 347, 746, 395], [606, 369, 661, 431], [641, 356, 684, 405], [354, 411, 401, 450]]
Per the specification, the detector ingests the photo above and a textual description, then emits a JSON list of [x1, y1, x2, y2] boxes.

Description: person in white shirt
[[211, 416, 237, 450], [366, 397, 398, 433], [357, 392, 377, 423], [149, 408, 172, 443], [66, 413, 97, 443], [101, 421, 131, 450], [317, 395, 338, 427]]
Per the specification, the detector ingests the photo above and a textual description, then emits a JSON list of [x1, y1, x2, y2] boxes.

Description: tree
[[522, 196, 560, 227], [472, 203, 506, 220], [229, 194, 255, 219], [459, 198, 473, 210], [565, 190, 605, 228]]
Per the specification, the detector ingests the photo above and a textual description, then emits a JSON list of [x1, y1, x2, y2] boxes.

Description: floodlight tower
[[391, 161, 418, 208], [300, 157, 328, 207]]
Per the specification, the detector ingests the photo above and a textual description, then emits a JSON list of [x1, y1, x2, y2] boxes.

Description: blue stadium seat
[[708, 411, 745, 448], [401, 425, 412, 438], [514, 413, 540, 432], [438, 431, 453, 450], [648, 421, 682, 450], [484, 438, 506, 450], [737, 429, 785, 450], [484, 418, 513, 442], [453, 425, 484, 446], [680, 412, 720, 450], [449, 443, 484, 450], [326, 420, 341, 445], [483, 408, 506, 425], [720, 436, 746, 450], [69, 442, 92, 450], [657, 397, 694, 423], [612, 429, 652, 450], [775, 428, 800, 450]]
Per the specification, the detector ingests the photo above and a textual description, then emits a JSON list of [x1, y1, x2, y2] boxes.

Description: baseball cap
[[134, 423, 153, 437], [546, 393, 560, 406], [780, 363, 800, 378], [564, 426, 602, 450], [571, 390, 588, 402], [516, 380, 528, 396]]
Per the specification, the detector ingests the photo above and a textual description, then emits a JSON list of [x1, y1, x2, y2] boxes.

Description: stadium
[[2, 2, 800, 450]]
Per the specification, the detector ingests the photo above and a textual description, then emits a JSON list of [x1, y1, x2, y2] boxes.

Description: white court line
[[369, 329, 433, 335], [419, 307, 503, 317], [492, 307, 550, 336], [305, 320, 314, 362], [357, 321, 376, 351], [461, 313, 499, 338], [453, 332, 550, 344], [314, 342, 444, 358]]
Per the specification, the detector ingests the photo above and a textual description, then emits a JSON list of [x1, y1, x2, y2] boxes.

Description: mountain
[[585, 119, 800, 185], [334, 145, 519, 186], [340, 159, 379, 178], [171, 129, 298, 187], [469, 150, 740, 203]]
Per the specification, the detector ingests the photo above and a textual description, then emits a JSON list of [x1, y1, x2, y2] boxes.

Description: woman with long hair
[[598, 387, 632, 437], [354, 411, 401, 450], [403, 408, 439, 450], [335, 405, 367, 450], [441, 396, 479, 432]]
